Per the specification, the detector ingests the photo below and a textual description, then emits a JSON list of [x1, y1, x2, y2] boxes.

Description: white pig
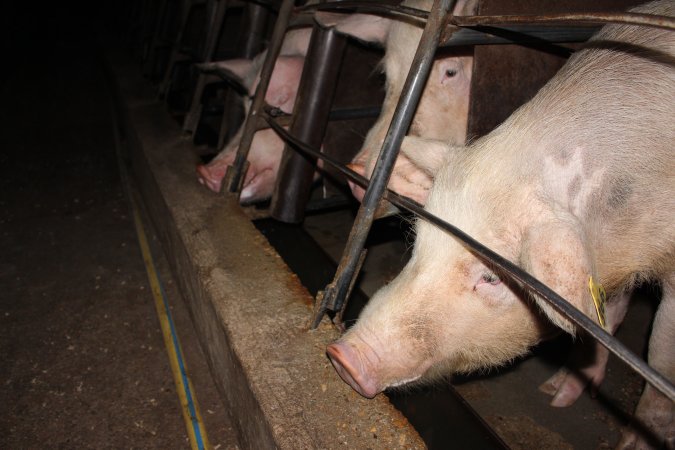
[[318, 0, 477, 206], [326, 1, 674, 448], [196, 29, 310, 202]]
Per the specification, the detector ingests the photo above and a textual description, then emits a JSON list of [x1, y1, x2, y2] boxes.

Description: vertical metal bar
[[310, 0, 455, 328], [142, 0, 170, 78], [215, 1, 272, 146], [183, 0, 230, 132], [158, 0, 195, 98], [224, 0, 296, 195], [269, 24, 347, 224], [240, 1, 271, 58]]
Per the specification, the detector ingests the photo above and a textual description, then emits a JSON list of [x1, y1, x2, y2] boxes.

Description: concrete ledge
[[106, 49, 424, 449]]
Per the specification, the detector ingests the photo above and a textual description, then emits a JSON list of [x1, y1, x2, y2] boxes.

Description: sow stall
[[116, 0, 675, 448]]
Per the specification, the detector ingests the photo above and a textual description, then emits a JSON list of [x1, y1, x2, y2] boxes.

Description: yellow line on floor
[[129, 190, 212, 450]]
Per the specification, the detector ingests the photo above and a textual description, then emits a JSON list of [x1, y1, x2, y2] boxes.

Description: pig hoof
[[614, 427, 670, 450], [539, 368, 586, 407], [326, 343, 379, 399]]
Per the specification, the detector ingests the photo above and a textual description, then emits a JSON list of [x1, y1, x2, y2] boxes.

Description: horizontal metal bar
[[441, 25, 597, 47], [450, 11, 675, 32], [299, 1, 428, 21], [328, 106, 382, 121], [305, 1, 675, 33], [267, 105, 382, 121], [262, 113, 675, 404]]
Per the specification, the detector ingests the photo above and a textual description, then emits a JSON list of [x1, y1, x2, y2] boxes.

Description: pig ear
[[519, 221, 599, 335], [400, 137, 463, 178], [315, 12, 392, 46], [263, 56, 304, 114]]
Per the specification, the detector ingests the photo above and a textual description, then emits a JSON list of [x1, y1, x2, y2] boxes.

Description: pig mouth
[[326, 342, 381, 399]]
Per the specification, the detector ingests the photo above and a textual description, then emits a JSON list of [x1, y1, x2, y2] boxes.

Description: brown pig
[[326, 1, 674, 448], [318, 0, 477, 206]]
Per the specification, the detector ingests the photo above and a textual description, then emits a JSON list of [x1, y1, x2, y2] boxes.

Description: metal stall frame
[[224, 0, 675, 403]]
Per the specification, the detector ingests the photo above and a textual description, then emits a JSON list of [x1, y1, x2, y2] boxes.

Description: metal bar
[[158, 0, 197, 98], [304, 1, 675, 32], [262, 115, 675, 403], [441, 24, 597, 47], [270, 24, 348, 224], [309, 0, 455, 329], [239, 1, 271, 58], [328, 106, 382, 121], [450, 11, 675, 32], [183, 0, 230, 133], [224, 0, 296, 194]]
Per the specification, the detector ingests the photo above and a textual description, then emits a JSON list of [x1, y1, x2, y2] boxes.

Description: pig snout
[[196, 163, 226, 193], [326, 341, 381, 398]]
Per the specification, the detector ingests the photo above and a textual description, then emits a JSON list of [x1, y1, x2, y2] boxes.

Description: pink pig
[[327, 1, 674, 448], [196, 29, 310, 203], [318, 0, 477, 207]]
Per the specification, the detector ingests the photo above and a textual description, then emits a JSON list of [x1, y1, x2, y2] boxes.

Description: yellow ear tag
[[588, 276, 607, 329]]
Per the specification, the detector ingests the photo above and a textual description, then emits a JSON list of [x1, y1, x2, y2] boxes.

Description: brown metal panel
[[466, 0, 642, 140]]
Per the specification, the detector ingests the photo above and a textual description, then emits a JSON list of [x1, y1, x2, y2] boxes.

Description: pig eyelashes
[[444, 68, 458, 78], [479, 272, 501, 285]]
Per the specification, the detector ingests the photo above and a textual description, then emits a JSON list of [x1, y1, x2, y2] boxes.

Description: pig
[[196, 28, 310, 202], [326, 1, 674, 448], [317, 0, 478, 206]]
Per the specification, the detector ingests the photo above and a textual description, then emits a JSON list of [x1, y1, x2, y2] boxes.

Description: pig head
[[318, 0, 476, 207], [196, 29, 309, 203], [328, 1, 674, 447]]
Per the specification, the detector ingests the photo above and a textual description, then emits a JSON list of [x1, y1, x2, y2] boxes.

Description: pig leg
[[539, 289, 630, 407], [616, 273, 675, 450], [197, 128, 243, 193]]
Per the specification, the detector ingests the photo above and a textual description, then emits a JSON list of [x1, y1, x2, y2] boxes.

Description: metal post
[[216, 1, 273, 147], [183, 0, 230, 132], [224, 0, 295, 195], [269, 24, 347, 224], [239, 1, 271, 58], [158, 0, 196, 98], [310, 0, 455, 328]]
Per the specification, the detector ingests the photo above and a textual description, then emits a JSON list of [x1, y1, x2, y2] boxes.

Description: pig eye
[[445, 68, 457, 78], [480, 272, 500, 285]]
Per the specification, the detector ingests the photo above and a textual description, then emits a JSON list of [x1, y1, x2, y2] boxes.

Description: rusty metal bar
[[269, 24, 348, 224], [450, 11, 675, 31], [309, 0, 455, 329], [158, 0, 207, 98], [441, 25, 596, 47], [183, 0, 230, 133], [224, 0, 296, 195], [303, 1, 675, 32], [262, 114, 675, 404], [239, 1, 271, 58]]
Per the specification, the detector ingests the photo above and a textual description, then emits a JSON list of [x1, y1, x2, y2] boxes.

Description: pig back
[[512, 1, 675, 287]]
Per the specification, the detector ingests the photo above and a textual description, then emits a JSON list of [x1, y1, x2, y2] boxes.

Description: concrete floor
[[0, 6, 238, 449]]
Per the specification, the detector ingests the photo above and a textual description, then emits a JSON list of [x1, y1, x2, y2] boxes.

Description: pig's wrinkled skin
[[196, 29, 310, 202], [327, 1, 674, 448], [319, 0, 476, 207]]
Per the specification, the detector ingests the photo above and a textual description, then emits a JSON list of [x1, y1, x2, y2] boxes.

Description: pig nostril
[[326, 343, 378, 399]]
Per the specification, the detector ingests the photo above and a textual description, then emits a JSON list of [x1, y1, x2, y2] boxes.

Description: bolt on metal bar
[[309, 0, 456, 329], [262, 114, 675, 403], [224, 0, 296, 195]]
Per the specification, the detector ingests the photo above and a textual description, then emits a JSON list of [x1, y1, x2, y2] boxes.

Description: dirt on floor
[[0, 5, 238, 449]]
